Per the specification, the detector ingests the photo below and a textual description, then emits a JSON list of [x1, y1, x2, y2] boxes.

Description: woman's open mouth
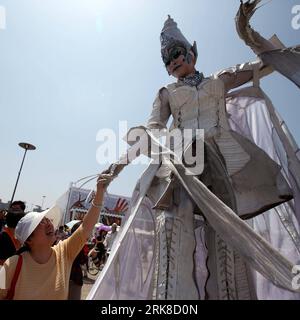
[[46, 228, 54, 236]]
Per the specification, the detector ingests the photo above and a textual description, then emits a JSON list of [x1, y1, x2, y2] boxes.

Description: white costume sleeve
[[147, 87, 171, 130]]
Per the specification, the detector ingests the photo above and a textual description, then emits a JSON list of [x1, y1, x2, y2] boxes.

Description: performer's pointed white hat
[[160, 15, 198, 66]]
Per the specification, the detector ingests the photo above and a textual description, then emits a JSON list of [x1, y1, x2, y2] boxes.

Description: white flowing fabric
[[226, 84, 300, 299], [87, 162, 158, 299]]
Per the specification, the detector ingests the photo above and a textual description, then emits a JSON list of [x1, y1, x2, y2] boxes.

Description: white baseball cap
[[15, 205, 62, 245]]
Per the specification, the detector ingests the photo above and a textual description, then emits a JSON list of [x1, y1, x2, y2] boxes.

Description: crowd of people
[[0, 174, 120, 300]]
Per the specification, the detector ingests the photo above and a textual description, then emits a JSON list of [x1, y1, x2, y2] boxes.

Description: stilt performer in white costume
[[88, 1, 300, 300]]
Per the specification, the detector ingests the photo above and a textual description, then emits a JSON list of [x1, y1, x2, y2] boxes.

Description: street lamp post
[[10, 142, 36, 207], [41, 195, 46, 210]]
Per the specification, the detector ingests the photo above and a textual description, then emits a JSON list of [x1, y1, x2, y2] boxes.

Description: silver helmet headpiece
[[160, 15, 198, 66]]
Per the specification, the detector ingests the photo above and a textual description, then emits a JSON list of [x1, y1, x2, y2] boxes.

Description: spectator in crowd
[[0, 173, 110, 300], [81, 242, 90, 278], [55, 225, 68, 243], [88, 231, 107, 269], [68, 221, 88, 300], [0, 208, 25, 265], [10, 201, 26, 212], [103, 223, 119, 254], [0, 210, 6, 232], [64, 225, 71, 236]]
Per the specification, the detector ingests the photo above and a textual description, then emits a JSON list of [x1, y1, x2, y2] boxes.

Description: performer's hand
[[235, 0, 261, 46], [100, 163, 122, 183], [235, 0, 277, 55], [239, 0, 260, 19]]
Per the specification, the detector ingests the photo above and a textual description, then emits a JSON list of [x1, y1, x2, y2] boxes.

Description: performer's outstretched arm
[[235, 0, 280, 55], [219, 0, 286, 92], [219, 61, 273, 92]]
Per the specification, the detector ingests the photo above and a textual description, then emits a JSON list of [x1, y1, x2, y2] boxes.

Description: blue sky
[[0, 0, 299, 210]]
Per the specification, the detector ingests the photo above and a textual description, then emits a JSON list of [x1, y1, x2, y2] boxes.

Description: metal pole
[[41, 196, 46, 210], [9, 142, 36, 209], [10, 148, 28, 206]]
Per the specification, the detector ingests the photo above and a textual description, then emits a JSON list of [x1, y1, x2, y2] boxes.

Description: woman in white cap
[[0, 173, 111, 300]]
